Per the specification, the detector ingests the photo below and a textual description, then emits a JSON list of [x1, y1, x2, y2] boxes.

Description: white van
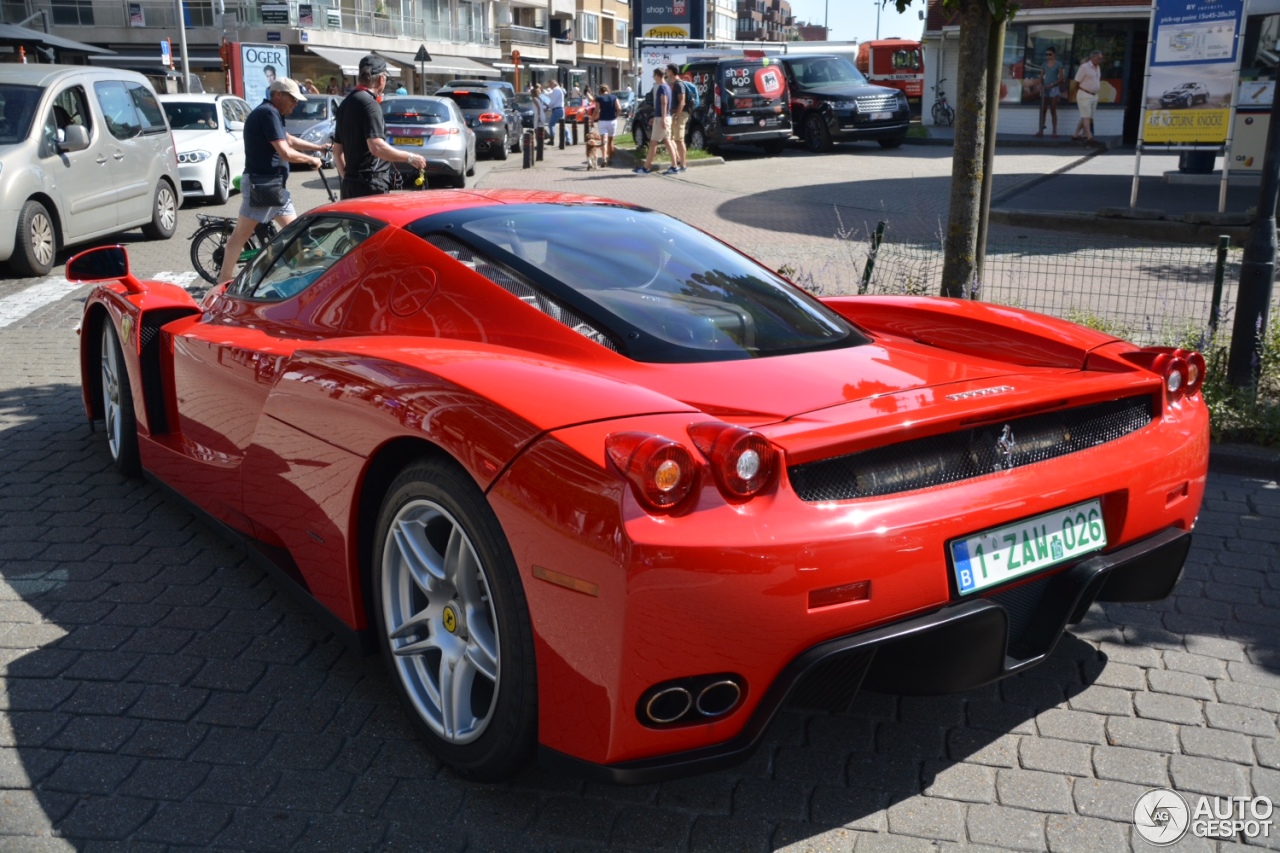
[[0, 65, 182, 276]]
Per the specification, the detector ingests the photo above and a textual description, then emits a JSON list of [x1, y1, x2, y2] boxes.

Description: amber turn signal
[[606, 431, 698, 511]]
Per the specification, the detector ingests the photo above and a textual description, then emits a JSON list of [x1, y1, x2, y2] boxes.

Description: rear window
[[383, 98, 451, 124], [440, 91, 495, 111], [0, 84, 43, 145], [409, 204, 865, 363]]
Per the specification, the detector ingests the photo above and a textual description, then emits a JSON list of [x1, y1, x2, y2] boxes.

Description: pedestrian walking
[[545, 79, 566, 145], [217, 78, 327, 283], [593, 84, 619, 165], [665, 64, 689, 174], [1072, 50, 1103, 143], [530, 83, 548, 133], [635, 68, 677, 175], [331, 54, 428, 199], [1034, 48, 1064, 137]]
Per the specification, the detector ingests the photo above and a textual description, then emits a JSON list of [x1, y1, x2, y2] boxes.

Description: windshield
[[291, 99, 332, 121], [410, 205, 865, 362], [383, 98, 452, 124], [0, 85, 43, 145], [161, 101, 220, 130], [788, 56, 869, 87]]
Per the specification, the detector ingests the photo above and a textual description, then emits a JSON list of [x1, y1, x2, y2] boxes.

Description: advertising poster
[[128, 3, 145, 26], [261, 2, 290, 26], [1142, 0, 1244, 144], [240, 43, 290, 106], [637, 0, 705, 40], [299, 4, 313, 27]]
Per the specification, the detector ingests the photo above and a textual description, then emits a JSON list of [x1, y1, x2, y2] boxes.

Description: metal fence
[[785, 228, 1279, 350]]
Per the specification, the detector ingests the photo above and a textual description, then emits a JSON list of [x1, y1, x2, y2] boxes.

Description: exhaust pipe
[[696, 679, 742, 717], [644, 686, 693, 724]]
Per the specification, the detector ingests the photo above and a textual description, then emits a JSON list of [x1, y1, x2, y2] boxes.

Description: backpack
[[680, 79, 700, 112]]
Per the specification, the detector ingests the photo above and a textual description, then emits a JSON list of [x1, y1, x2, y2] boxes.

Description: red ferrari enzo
[[75, 190, 1208, 783]]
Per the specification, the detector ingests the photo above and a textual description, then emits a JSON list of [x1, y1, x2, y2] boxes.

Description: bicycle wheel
[[190, 223, 259, 285], [931, 101, 946, 126]]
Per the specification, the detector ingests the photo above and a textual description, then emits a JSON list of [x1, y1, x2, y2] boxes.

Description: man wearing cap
[[332, 54, 427, 199], [217, 78, 328, 283]]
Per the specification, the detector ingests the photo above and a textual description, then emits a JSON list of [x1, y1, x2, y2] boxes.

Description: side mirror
[[67, 246, 144, 293], [59, 124, 90, 152], [228, 120, 245, 131]]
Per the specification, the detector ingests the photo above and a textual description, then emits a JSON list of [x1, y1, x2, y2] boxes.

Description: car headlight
[[178, 150, 211, 164], [302, 126, 330, 143], [829, 100, 858, 110]]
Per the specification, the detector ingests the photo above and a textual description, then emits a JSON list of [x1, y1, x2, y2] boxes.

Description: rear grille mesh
[[788, 396, 1154, 502]]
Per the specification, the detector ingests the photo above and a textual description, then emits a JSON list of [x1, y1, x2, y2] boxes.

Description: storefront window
[[1000, 20, 1137, 106], [1069, 22, 1132, 104]]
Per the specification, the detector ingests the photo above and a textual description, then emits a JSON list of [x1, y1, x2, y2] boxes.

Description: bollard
[[522, 129, 534, 168], [558, 119, 565, 150], [536, 126, 545, 161], [571, 118, 579, 146]]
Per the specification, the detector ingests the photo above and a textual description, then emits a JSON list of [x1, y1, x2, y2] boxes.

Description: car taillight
[[687, 422, 777, 501], [606, 432, 698, 511], [1122, 346, 1205, 403], [478, 112, 504, 123], [1177, 348, 1206, 395], [431, 127, 461, 135], [1151, 352, 1189, 401]]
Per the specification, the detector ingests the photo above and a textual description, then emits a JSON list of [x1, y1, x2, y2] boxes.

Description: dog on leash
[[584, 132, 604, 170]]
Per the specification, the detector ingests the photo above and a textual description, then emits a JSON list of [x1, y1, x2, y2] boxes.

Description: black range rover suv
[[777, 54, 911, 151]]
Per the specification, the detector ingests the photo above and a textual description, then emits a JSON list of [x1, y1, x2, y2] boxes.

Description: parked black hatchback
[[776, 54, 910, 151], [632, 57, 791, 156], [435, 87, 521, 160]]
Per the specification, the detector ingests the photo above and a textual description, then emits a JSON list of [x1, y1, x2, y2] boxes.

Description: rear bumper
[[541, 526, 1189, 784]]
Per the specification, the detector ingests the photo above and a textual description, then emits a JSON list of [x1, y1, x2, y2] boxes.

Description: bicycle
[[931, 79, 955, 127], [188, 160, 337, 285]]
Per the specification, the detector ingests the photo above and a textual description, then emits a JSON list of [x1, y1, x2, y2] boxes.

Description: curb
[[1209, 442, 1280, 480], [904, 135, 1121, 150]]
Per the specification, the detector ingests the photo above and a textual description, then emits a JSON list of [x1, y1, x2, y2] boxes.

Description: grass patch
[[906, 124, 931, 139], [618, 130, 716, 162]]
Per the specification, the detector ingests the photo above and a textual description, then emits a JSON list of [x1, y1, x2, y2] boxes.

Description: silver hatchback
[[381, 95, 476, 189], [0, 65, 182, 276]]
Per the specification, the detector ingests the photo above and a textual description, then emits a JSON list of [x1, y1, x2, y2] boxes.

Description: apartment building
[[736, 0, 794, 42], [706, 0, 737, 41], [7, 0, 621, 95], [573, 0, 629, 92]]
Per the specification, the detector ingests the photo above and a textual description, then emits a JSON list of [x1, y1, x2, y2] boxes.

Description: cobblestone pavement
[[1, 139, 1278, 851]]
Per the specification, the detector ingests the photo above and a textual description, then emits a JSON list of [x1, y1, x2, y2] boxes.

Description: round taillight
[[1176, 349, 1207, 395], [1151, 353, 1188, 401], [606, 432, 698, 511], [687, 422, 778, 500]]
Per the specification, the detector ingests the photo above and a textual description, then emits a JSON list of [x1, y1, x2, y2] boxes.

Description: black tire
[[804, 113, 834, 153], [99, 320, 140, 477], [494, 140, 508, 161], [632, 118, 648, 149], [688, 123, 706, 151], [212, 157, 231, 205], [466, 156, 476, 177], [189, 223, 231, 285], [761, 140, 785, 157], [879, 136, 905, 149], [10, 199, 56, 277], [372, 458, 537, 782], [510, 128, 521, 153], [141, 180, 178, 240], [450, 171, 466, 189]]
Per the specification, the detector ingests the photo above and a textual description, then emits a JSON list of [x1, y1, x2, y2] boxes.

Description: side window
[[126, 82, 166, 134], [40, 86, 92, 156], [93, 80, 141, 140], [221, 99, 236, 127], [231, 216, 382, 301]]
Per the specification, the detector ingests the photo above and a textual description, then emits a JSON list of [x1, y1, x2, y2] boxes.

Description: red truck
[[855, 39, 924, 104]]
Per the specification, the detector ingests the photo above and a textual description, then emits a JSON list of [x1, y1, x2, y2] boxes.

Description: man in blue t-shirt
[[217, 78, 328, 283], [636, 68, 677, 175]]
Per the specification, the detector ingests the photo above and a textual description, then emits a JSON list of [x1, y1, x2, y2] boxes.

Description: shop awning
[[307, 45, 401, 77], [90, 52, 221, 70], [0, 24, 114, 54], [379, 50, 498, 78]]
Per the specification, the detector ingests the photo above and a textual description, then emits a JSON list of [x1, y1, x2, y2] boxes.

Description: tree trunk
[[940, 0, 995, 297]]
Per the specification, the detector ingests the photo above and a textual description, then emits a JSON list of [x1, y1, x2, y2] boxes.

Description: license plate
[[950, 499, 1106, 595], [871, 111, 893, 121], [392, 137, 423, 146], [727, 116, 753, 125]]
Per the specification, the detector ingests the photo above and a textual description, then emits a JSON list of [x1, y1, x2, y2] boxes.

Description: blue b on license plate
[[950, 499, 1106, 595]]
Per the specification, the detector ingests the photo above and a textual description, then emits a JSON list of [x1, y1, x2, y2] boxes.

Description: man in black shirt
[[332, 54, 426, 199], [217, 78, 327, 283]]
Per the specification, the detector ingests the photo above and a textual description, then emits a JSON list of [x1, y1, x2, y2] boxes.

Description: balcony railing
[[499, 25, 548, 48], [33, 0, 497, 47]]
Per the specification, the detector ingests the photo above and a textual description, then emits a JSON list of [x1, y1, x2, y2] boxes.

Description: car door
[[91, 80, 168, 225], [168, 215, 381, 523], [39, 84, 117, 239]]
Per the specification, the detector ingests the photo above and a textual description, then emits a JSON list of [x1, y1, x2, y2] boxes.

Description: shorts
[[650, 115, 671, 143], [1076, 90, 1098, 119], [597, 119, 618, 136], [671, 111, 689, 141], [238, 173, 295, 224]]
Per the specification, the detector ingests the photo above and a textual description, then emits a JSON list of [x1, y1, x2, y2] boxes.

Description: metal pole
[[1227, 77, 1280, 387], [876, 0, 881, 39], [175, 0, 191, 93], [1210, 234, 1229, 338]]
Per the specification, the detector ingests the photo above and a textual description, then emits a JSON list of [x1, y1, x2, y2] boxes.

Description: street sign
[[160, 39, 171, 67], [266, 32, 281, 42], [414, 44, 431, 63]]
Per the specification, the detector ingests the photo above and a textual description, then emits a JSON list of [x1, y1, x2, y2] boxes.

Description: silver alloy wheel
[[382, 498, 501, 744], [216, 159, 230, 198], [29, 210, 54, 268], [157, 185, 177, 233], [100, 325, 122, 461]]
